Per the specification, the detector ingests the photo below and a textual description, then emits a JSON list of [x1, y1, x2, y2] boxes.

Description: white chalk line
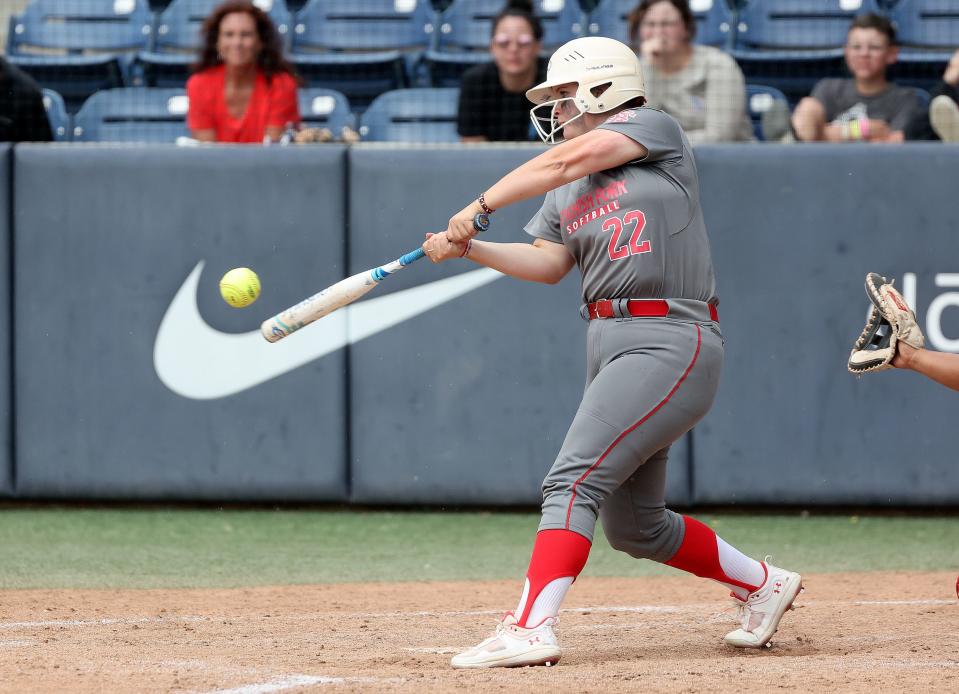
[[195, 674, 407, 694], [199, 658, 959, 694], [0, 615, 206, 629], [851, 599, 955, 606], [0, 599, 952, 631]]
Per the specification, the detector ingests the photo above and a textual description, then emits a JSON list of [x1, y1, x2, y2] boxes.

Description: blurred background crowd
[[0, 0, 957, 145]]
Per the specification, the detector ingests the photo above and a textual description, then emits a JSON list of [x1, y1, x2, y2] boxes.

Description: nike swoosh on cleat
[[154, 261, 503, 400]]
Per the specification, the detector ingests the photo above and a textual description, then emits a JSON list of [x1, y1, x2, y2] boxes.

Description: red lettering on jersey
[[605, 210, 650, 262], [625, 210, 650, 254], [562, 179, 629, 234], [604, 110, 637, 125], [604, 217, 629, 260]]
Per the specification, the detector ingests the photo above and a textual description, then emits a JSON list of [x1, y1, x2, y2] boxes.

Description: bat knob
[[472, 213, 490, 233]]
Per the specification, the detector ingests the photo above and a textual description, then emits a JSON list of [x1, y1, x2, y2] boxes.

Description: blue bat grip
[[389, 215, 487, 275], [399, 248, 425, 266]]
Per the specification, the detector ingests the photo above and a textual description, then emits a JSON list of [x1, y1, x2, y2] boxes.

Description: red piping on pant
[[565, 324, 703, 529]]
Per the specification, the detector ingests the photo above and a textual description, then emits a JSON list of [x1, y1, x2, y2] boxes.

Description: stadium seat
[[744, 83, 788, 140], [358, 87, 459, 141], [910, 85, 932, 109], [153, 0, 292, 50], [133, 0, 292, 87], [292, 52, 408, 110], [885, 0, 958, 91], [298, 87, 355, 131], [889, 51, 951, 91], [7, 54, 126, 114], [289, 0, 436, 109], [436, 0, 584, 52], [6, 0, 153, 111], [423, 50, 488, 87], [72, 88, 190, 142], [292, 0, 434, 51], [730, 0, 881, 105], [734, 0, 882, 51], [7, 0, 153, 54], [41, 88, 71, 141], [889, 0, 959, 50], [425, 0, 585, 86], [732, 50, 847, 105], [586, 0, 734, 48]]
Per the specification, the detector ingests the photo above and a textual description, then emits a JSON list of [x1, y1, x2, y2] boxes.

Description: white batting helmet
[[526, 36, 646, 144]]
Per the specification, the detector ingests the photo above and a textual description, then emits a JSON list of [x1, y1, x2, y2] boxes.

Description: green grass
[[1, 508, 957, 589]]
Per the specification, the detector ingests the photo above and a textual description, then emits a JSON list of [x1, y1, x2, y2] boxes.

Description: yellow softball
[[219, 267, 261, 308]]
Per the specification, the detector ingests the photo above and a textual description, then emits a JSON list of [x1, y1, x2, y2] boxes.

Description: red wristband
[[459, 239, 473, 258], [478, 193, 495, 215]]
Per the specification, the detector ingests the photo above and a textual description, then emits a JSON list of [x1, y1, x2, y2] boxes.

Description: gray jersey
[[524, 107, 717, 305]]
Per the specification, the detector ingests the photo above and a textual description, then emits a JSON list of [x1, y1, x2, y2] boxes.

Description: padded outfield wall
[[0, 145, 11, 497], [6, 143, 959, 505]]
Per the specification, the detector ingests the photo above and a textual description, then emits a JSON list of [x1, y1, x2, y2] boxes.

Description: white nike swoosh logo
[[154, 261, 502, 400]]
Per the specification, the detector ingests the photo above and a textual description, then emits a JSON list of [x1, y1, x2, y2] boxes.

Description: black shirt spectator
[[905, 48, 959, 141], [457, 58, 547, 142], [905, 81, 959, 140], [0, 58, 53, 142]]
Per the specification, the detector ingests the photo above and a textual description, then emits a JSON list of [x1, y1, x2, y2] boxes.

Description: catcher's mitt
[[848, 272, 925, 374]]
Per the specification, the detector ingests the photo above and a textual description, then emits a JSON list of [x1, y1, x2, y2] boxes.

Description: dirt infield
[[1, 571, 957, 693]]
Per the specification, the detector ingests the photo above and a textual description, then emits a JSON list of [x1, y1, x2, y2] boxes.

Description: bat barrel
[[262, 215, 492, 343]]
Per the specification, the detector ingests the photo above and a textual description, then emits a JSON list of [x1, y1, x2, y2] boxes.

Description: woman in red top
[[187, 0, 300, 143]]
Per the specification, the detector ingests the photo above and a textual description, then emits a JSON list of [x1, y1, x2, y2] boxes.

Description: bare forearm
[[466, 240, 572, 284], [792, 98, 825, 142], [483, 151, 571, 211], [481, 129, 647, 211], [192, 129, 217, 142], [821, 124, 848, 142], [903, 348, 959, 391]]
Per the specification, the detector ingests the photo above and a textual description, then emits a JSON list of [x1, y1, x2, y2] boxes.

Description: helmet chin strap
[[530, 97, 588, 144]]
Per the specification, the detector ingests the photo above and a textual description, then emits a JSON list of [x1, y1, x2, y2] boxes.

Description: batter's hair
[[193, 0, 299, 82], [627, 0, 697, 49], [848, 12, 897, 45], [492, 0, 544, 42]]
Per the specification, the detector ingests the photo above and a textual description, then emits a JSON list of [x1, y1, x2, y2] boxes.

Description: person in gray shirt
[[792, 13, 921, 143], [628, 0, 753, 144]]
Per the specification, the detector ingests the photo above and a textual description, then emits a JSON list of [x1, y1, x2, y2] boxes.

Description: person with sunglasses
[[457, 0, 547, 142]]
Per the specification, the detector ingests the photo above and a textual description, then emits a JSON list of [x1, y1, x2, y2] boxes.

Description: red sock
[[515, 529, 591, 627], [665, 516, 764, 593]]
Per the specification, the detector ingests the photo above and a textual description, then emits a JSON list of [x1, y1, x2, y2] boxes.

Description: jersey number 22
[[604, 210, 650, 262]]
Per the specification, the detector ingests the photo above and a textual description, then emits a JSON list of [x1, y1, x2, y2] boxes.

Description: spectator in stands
[[627, 0, 752, 143], [187, 0, 300, 143], [457, 0, 547, 142], [0, 57, 53, 142], [905, 47, 959, 142], [792, 13, 920, 144]]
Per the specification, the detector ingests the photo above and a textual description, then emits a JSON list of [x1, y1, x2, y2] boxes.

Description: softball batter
[[423, 36, 802, 669]]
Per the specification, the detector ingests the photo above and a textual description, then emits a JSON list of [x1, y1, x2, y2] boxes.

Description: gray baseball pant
[[538, 315, 723, 563]]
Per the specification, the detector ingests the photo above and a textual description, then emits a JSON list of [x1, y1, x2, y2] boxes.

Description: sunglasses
[[493, 33, 535, 48]]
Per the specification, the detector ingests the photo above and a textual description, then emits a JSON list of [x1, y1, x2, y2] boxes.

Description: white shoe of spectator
[[930, 95, 959, 143]]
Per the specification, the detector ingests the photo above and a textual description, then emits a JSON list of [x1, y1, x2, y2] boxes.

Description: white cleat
[[451, 613, 561, 669], [724, 563, 803, 649]]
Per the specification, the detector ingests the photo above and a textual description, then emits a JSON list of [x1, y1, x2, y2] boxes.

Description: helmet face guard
[[529, 96, 586, 144], [525, 37, 646, 145]]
